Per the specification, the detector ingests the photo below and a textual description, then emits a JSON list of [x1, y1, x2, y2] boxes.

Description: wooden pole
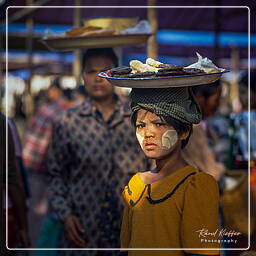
[[147, 0, 158, 60], [25, 0, 34, 118], [213, 3, 220, 65], [230, 46, 241, 113], [73, 0, 82, 86]]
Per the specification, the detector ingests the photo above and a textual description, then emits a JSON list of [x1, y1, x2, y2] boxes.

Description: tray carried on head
[[98, 69, 229, 88], [41, 34, 151, 51]]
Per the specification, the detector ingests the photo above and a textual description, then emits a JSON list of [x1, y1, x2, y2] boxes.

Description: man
[[48, 48, 150, 255]]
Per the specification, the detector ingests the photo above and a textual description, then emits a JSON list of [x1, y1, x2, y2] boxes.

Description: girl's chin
[[144, 151, 171, 160]]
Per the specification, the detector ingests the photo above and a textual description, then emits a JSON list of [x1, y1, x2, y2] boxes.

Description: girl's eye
[[136, 124, 145, 129], [155, 123, 167, 126]]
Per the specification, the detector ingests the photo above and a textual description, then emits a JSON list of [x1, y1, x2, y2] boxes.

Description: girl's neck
[[155, 146, 188, 178]]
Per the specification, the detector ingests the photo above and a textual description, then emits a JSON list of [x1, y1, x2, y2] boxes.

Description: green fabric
[[130, 87, 202, 124], [32, 216, 63, 256]]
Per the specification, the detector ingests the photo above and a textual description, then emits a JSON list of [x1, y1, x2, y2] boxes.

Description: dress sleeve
[[47, 116, 72, 221], [181, 172, 220, 256]]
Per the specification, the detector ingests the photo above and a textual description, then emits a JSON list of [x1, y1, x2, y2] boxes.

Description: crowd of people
[[1, 48, 255, 256]]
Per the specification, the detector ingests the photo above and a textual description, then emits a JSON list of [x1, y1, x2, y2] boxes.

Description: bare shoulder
[[138, 171, 149, 183]]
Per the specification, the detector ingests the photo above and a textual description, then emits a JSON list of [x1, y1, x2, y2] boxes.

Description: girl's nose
[[144, 129, 155, 138]]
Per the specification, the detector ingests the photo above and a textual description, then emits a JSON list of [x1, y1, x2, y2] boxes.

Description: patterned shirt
[[48, 98, 150, 251]]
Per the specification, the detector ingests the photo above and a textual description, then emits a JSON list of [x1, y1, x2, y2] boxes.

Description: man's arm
[[47, 116, 73, 220]]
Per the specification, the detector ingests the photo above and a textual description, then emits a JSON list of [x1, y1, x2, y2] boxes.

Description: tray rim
[[40, 33, 152, 51], [98, 68, 229, 81], [42, 33, 151, 42]]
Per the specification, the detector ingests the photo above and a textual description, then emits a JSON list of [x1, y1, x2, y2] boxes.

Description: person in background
[[22, 77, 68, 246], [227, 71, 256, 256], [227, 71, 256, 169], [182, 80, 226, 182], [46, 77, 64, 103], [8, 118, 30, 200], [61, 88, 79, 109], [0, 112, 30, 255], [23, 77, 65, 175], [72, 85, 88, 106], [48, 48, 150, 255]]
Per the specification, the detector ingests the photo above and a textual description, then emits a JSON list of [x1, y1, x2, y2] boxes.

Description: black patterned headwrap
[[130, 87, 202, 124]]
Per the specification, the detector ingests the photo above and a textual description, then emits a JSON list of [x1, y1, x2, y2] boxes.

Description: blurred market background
[[1, 0, 256, 256]]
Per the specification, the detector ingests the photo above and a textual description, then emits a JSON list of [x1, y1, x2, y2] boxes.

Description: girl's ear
[[179, 129, 190, 140]]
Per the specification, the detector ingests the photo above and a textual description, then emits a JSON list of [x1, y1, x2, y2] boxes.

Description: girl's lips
[[144, 143, 158, 149]]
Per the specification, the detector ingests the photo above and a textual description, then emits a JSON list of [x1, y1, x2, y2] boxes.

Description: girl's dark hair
[[131, 110, 192, 149]]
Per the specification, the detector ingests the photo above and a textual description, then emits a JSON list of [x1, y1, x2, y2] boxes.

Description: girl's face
[[135, 109, 179, 159]]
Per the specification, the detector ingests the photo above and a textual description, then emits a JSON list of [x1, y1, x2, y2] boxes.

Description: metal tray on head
[[41, 34, 151, 51], [98, 69, 229, 88]]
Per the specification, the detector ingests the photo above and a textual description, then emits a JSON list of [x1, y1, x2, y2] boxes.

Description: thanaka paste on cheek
[[161, 129, 178, 149], [136, 132, 144, 149]]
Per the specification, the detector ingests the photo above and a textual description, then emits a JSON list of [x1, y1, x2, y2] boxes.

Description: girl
[[121, 87, 220, 256]]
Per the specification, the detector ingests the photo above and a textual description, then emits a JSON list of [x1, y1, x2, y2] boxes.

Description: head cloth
[[130, 87, 202, 124]]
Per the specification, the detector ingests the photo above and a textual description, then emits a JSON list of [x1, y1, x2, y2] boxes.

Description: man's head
[[81, 48, 118, 101], [192, 80, 222, 118], [47, 77, 63, 102]]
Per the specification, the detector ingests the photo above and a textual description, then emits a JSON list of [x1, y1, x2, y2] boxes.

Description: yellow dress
[[121, 165, 220, 256]]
